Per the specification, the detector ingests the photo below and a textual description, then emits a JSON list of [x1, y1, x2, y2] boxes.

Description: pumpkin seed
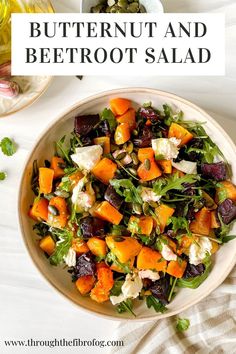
[[116, 151, 126, 160], [142, 202, 150, 215], [55, 190, 70, 198], [139, 4, 146, 13], [132, 129, 138, 136], [48, 205, 59, 216], [44, 193, 54, 201], [114, 236, 125, 242], [125, 141, 134, 153], [131, 152, 139, 166], [128, 167, 137, 176], [127, 2, 139, 12], [144, 158, 151, 170], [133, 203, 142, 215], [118, 0, 128, 8], [155, 225, 161, 235], [149, 201, 158, 208]]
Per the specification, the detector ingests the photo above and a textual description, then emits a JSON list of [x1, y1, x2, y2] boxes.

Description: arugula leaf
[[163, 104, 184, 126], [117, 299, 136, 317], [33, 222, 50, 237], [55, 135, 71, 164], [31, 160, 39, 195], [110, 179, 142, 204], [176, 318, 190, 332], [146, 295, 167, 313], [167, 217, 191, 236], [101, 108, 117, 132], [0, 172, 6, 181], [177, 255, 211, 289], [110, 280, 124, 296], [110, 224, 128, 236], [106, 252, 131, 274], [49, 229, 73, 266], [0, 137, 16, 156], [153, 173, 199, 197], [221, 235, 236, 243], [59, 176, 72, 192]]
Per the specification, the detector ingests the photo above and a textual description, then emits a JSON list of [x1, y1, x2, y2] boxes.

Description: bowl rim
[[18, 87, 236, 322]]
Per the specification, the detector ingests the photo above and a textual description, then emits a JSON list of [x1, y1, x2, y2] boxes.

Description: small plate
[[0, 75, 52, 118]]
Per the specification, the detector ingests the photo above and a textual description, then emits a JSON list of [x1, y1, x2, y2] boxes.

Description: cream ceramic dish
[[80, 0, 164, 13], [18, 88, 236, 321]]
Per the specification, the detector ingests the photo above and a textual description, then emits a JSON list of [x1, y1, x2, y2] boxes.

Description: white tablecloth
[[0, 0, 235, 353]]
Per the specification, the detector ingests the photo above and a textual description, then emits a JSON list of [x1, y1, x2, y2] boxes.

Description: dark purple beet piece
[[184, 263, 205, 279], [150, 277, 170, 305], [81, 217, 106, 238], [75, 252, 96, 279], [139, 107, 160, 122], [218, 198, 236, 225], [96, 119, 111, 137], [74, 114, 100, 136], [105, 185, 123, 210], [133, 126, 153, 148], [201, 162, 227, 182]]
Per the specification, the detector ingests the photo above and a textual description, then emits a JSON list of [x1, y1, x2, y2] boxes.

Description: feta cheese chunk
[[71, 145, 103, 172], [139, 270, 160, 281], [141, 187, 161, 203], [161, 244, 177, 261], [110, 272, 143, 305], [72, 177, 95, 212], [63, 248, 76, 267], [172, 160, 197, 174], [189, 237, 212, 266], [152, 138, 180, 160]]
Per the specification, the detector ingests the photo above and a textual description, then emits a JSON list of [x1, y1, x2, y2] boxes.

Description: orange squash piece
[[155, 204, 175, 233], [166, 260, 187, 278], [90, 263, 114, 303], [92, 158, 117, 185], [39, 167, 54, 194], [215, 180, 236, 203], [72, 239, 89, 254], [76, 275, 95, 295], [128, 215, 154, 236], [172, 167, 185, 178], [94, 201, 123, 225], [168, 123, 193, 146], [48, 196, 68, 228], [29, 198, 49, 221], [87, 237, 107, 257], [106, 236, 142, 263], [157, 160, 172, 174], [69, 170, 84, 186], [51, 157, 65, 179], [190, 207, 211, 236], [137, 158, 162, 181], [110, 257, 135, 273], [39, 235, 55, 255], [114, 123, 130, 145], [137, 247, 167, 272], [138, 148, 154, 163], [93, 137, 111, 155], [117, 108, 136, 130], [110, 98, 131, 116], [211, 211, 220, 229]]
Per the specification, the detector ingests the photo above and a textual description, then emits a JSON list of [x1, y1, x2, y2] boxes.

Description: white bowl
[[18, 88, 236, 321], [80, 0, 164, 13]]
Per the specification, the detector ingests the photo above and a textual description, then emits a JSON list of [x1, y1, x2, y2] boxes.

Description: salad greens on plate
[[28, 98, 236, 316]]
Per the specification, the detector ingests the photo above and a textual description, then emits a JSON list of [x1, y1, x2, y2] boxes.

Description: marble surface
[[0, 0, 235, 353]]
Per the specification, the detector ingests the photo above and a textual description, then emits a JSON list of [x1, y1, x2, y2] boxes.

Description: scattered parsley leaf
[[0, 137, 16, 156], [176, 318, 190, 332], [146, 295, 167, 313], [49, 229, 73, 266], [101, 108, 117, 132], [0, 172, 6, 181]]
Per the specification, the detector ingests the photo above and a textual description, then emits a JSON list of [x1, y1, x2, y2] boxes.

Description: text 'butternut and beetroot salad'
[[29, 98, 236, 316]]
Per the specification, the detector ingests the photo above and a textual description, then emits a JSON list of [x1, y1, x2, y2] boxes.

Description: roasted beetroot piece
[[201, 162, 227, 182], [150, 277, 170, 305], [105, 185, 123, 210], [74, 252, 96, 279], [133, 126, 153, 148], [81, 217, 106, 238], [96, 119, 111, 137], [139, 107, 160, 123], [74, 114, 100, 136], [218, 199, 236, 225], [184, 263, 205, 279]]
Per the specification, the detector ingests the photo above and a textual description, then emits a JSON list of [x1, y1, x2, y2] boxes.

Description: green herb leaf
[[146, 295, 167, 313], [163, 104, 184, 126], [221, 235, 236, 243], [117, 299, 136, 317], [110, 280, 124, 297], [0, 137, 16, 156], [55, 135, 71, 164], [153, 173, 199, 197], [49, 229, 73, 266], [0, 171, 6, 180], [176, 318, 190, 332], [33, 222, 50, 237], [106, 252, 131, 274], [167, 217, 191, 236], [177, 255, 211, 289], [101, 108, 117, 132], [110, 179, 142, 204], [31, 160, 39, 195]]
